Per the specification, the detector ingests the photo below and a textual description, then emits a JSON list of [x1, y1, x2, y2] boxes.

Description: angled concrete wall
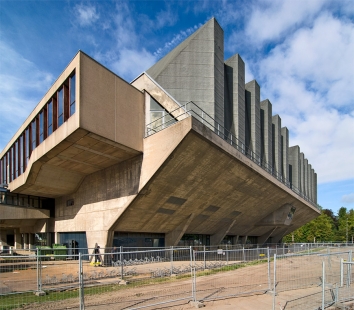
[[281, 127, 289, 181], [272, 115, 282, 176], [245, 80, 261, 159], [224, 54, 245, 145], [260, 100, 272, 168], [146, 18, 225, 127]]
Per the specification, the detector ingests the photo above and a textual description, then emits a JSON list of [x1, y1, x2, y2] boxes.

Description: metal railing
[[146, 101, 319, 209]]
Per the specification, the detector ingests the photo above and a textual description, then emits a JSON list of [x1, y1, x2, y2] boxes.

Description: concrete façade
[[0, 18, 319, 251]]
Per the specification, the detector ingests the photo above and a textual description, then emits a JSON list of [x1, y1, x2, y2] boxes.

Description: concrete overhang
[[0, 204, 50, 220], [112, 117, 320, 238], [9, 128, 141, 198]]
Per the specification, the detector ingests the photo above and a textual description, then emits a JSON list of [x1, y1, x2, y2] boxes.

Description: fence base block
[[34, 291, 46, 296], [189, 301, 205, 308], [266, 290, 277, 296], [118, 280, 129, 285]]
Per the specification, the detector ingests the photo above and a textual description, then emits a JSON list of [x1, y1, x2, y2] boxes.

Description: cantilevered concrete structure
[[0, 18, 319, 251]]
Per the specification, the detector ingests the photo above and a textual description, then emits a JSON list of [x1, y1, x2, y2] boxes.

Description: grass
[[0, 259, 269, 310]]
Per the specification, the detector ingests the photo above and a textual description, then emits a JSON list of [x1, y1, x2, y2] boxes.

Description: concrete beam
[[165, 213, 196, 247], [258, 227, 278, 245], [0, 205, 50, 220], [210, 219, 237, 245]]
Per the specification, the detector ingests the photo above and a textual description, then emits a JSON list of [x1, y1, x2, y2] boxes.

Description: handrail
[[145, 101, 320, 210]]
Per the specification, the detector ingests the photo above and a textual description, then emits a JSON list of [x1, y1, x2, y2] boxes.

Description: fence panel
[[81, 247, 193, 309], [194, 248, 271, 302], [0, 252, 80, 310]]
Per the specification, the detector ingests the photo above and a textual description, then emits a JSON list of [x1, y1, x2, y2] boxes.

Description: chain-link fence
[[1, 244, 354, 310]]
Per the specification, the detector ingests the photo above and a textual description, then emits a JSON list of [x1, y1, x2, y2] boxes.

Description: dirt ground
[[2, 252, 353, 310]]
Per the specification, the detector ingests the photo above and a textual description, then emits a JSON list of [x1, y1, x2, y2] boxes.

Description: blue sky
[[0, 0, 353, 215]]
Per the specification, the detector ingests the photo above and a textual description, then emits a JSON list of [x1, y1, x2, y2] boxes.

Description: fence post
[[340, 258, 344, 287], [120, 246, 123, 280], [170, 246, 174, 275], [322, 261, 325, 310], [203, 245, 206, 270], [226, 244, 229, 265], [242, 247, 245, 262], [348, 250, 352, 286], [79, 252, 85, 310], [36, 248, 40, 291], [272, 254, 276, 310], [190, 247, 197, 302], [267, 247, 271, 291]]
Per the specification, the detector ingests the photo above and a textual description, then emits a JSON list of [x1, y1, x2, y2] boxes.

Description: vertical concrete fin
[[165, 213, 196, 247], [314, 172, 318, 204], [300, 152, 305, 194], [225, 54, 245, 144], [260, 99, 272, 168], [272, 115, 282, 176], [146, 18, 224, 127], [245, 80, 261, 160], [304, 158, 309, 197], [281, 127, 289, 181], [289, 146, 300, 190]]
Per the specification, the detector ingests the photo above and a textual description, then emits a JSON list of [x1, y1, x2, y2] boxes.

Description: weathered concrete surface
[[113, 117, 319, 242]]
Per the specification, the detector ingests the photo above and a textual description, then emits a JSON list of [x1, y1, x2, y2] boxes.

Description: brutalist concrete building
[[0, 18, 319, 251]]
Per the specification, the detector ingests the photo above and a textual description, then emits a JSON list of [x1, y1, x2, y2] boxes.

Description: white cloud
[[342, 194, 354, 204], [245, 0, 325, 43], [0, 42, 54, 150], [111, 48, 156, 81], [245, 12, 354, 184], [75, 4, 99, 27]]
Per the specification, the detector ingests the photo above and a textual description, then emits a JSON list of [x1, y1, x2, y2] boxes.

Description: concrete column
[[258, 227, 277, 246], [210, 219, 236, 245], [289, 146, 301, 191], [272, 115, 282, 177], [240, 236, 248, 245], [14, 229, 22, 249], [260, 100, 272, 169], [86, 230, 111, 252], [23, 233, 29, 249], [281, 127, 289, 182], [29, 233, 34, 249], [165, 213, 196, 247], [245, 80, 261, 162], [0, 230, 7, 246], [224, 54, 245, 145]]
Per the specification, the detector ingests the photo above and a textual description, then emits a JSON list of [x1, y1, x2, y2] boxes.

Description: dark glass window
[[10, 147, 14, 181], [39, 111, 44, 143], [19, 135, 23, 174], [25, 128, 30, 165], [14, 141, 18, 178], [70, 75, 76, 116], [48, 100, 53, 136], [31, 121, 36, 152], [58, 88, 64, 127]]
